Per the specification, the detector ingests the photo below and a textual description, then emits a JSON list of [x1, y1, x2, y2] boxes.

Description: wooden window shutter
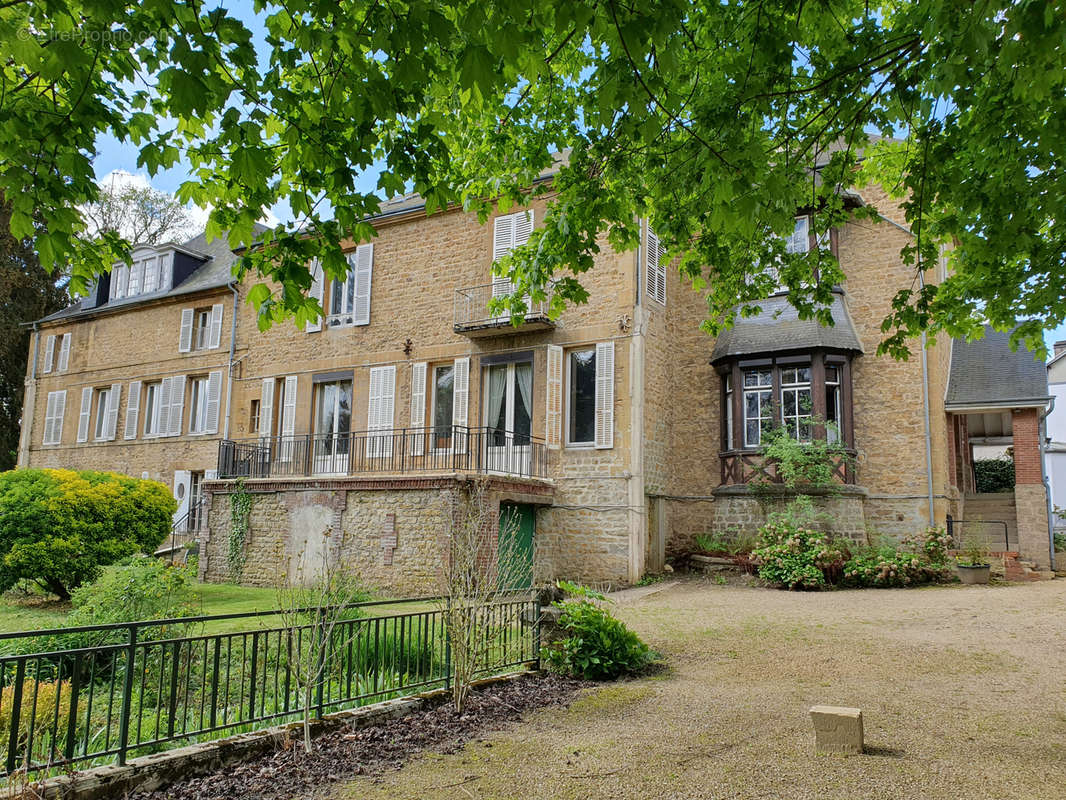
[[157, 378, 172, 437], [281, 375, 298, 436], [306, 259, 324, 332], [57, 333, 71, 372], [104, 383, 121, 440], [43, 392, 55, 444], [77, 386, 92, 443], [168, 375, 186, 436], [409, 362, 427, 455], [594, 341, 615, 449], [43, 335, 55, 374], [179, 308, 194, 352], [492, 214, 515, 298], [353, 244, 373, 326], [367, 365, 395, 457], [208, 303, 224, 349], [259, 377, 276, 437], [646, 227, 665, 305], [545, 345, 563, 448], [125, 381, 142, 440], [514, 209, 534, 246], [204, 370, 223, 434], [47, 390, 66, 445], [451, 357, 469, 454]]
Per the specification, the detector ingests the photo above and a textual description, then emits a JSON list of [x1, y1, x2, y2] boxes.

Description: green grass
[[0, 582, 439, 638]]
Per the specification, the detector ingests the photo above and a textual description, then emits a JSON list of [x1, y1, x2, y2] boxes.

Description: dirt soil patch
[[126, 673, 587, 800], [329, 577, 1066, 800]]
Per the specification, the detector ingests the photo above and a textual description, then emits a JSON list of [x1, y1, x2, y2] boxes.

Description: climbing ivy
[[228, 479, 251, 581]]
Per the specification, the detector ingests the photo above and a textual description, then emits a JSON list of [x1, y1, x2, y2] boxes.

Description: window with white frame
[[567, 348, 597, 446], [780, 366, 813, 442], [313, 244, 373, 329], [179, 304, 223, 352], [742, 369, 774, 448], [193, 309, 212, 350], [188, 377, 209, 434], [432, 364, 455, 449], [110, 251, 171, 301], [825, 365, 842, 444], [492, 210, 534, 301], [43, 390, 66, 445], [143, 381, 163, 436], [93, 387, 112, 441], [724, 373, 734, 450]]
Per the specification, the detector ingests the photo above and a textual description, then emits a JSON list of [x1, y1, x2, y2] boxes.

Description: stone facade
[[19, 178, 1053, 584]]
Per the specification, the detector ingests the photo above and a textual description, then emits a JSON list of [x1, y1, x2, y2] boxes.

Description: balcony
[[217, 427, 550, 481], [453, 283, 555, 337]]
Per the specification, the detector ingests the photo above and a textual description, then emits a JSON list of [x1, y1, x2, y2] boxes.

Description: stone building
[[18, 169, 1056, 589]]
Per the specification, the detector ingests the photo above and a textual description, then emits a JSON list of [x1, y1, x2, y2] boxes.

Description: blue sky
[[87, 1, 1066, 356]]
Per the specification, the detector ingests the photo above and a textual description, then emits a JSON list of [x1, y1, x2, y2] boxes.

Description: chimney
[[1055, 340, 1066, 358]]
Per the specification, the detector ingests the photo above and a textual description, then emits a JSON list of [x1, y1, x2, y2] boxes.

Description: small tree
[[274, 527, 369, 753], [437, 478, 530, 713], [0, 469, 175, 598]]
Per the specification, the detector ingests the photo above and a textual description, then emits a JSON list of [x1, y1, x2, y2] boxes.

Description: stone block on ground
[[809, 705, 863, 754]]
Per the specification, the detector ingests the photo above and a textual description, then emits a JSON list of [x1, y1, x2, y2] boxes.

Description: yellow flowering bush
[[0, 469, 176, 598]]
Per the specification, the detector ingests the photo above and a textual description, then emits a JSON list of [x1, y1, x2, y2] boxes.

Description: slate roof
[[710, 292, 864, 362], [37, 225, 270, 324], [945, 326, 1050, 409]]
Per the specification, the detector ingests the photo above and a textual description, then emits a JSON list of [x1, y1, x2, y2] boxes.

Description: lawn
[[332, 577, 1066, 800]]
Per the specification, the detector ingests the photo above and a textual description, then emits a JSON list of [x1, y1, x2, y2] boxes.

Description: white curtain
[[515, 363, 532, 435], [487, 366, 507, 431]]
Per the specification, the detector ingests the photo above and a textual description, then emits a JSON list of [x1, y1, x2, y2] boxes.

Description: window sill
[[564, 442, 596, 450]]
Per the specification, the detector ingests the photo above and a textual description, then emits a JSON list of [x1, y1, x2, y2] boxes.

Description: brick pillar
[[1012, 409, 1051, 569]]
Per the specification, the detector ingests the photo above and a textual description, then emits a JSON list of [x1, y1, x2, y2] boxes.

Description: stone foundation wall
[[1015, 483, 1052, 570], [703, 486, 869, 545]]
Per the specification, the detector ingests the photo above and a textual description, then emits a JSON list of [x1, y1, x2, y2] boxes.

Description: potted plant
[[956, 538, 991, 585]]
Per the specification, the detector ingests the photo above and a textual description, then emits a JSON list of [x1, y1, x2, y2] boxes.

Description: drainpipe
[[17, 322, 41, 467], [627, 227, 647, 582], [920, 332, 935, 526], [222, 282, 239, 440], [1041, 396, 1056, 570]]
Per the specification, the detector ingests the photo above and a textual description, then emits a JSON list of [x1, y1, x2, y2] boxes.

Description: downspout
[[17, 322, 41, 467], [1041, 397, 1056, 570], [628, 224, 647, 582], [920, 332, 935, 525], [222, 282, 239, 440]]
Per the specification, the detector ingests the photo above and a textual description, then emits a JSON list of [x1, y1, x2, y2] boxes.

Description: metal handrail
[[217, 426, 550, 480], [453, 282, 551, 328], [946, 518, 1011, 552]]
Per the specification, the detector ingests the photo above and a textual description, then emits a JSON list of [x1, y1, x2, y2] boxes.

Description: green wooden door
[[498, 503, 535, 591]]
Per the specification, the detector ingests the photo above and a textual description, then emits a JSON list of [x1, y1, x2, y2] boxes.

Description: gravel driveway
[[333, 577, 1066, 800]]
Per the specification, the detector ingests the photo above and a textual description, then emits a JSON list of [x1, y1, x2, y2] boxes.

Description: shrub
[[843, 547, 953, 587], [0, 469, 176, 599], [0, 679, 71, 743], [1054, 530, 1066, 552], [751, 523, 847, 590], [973, 458, 1015, 493], [543, 596, 653, 680], [902, 526, 952, 565], [27, 557, 198, 653]]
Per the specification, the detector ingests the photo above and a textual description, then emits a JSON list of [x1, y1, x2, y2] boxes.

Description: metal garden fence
[[0, 595, 539, 778]]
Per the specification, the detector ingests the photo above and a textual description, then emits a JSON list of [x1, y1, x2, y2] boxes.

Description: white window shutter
[[168, 375, 186, 436], [306, 260, 323, 332], [77, 386, 92, 443], [514, 209, 534, 246], [57, 333, 71, 372], [259, 377, 276, 437], [105, 383, 121, 440], [157, 377, 172, 437], [205, 370, 223, 434], [125, 381, 142, 440], [409, 362, 427, 455], [646, 227, 666, 305], [43, 335, 55, 374], [595, 341, 615, 449], [179, 308, 194, 352], [208, 304, 224, 349], [281, 375, 298, 436], [492, 214, 515, 298], [367, 365, 395, 457], [546, 345, 563, 449], [352, 244, 373, 326], [51, 390, 66, 444], [43, 393, 55, 444], [451, 357, 469, 454]]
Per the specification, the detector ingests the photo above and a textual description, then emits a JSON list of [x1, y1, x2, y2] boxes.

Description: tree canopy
[[81, 172, 199, 246], [1, 0, 1063, 356]]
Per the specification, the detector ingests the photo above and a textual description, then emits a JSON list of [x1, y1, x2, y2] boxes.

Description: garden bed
[[127, 673, 586, 800]]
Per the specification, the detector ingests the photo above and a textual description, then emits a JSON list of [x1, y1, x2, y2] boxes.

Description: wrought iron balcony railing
[[453, 283, 554, 336], [217, 426, 550, 480]]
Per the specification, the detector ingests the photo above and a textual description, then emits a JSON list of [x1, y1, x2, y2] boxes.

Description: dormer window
[[109, 248, 175, 301]]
